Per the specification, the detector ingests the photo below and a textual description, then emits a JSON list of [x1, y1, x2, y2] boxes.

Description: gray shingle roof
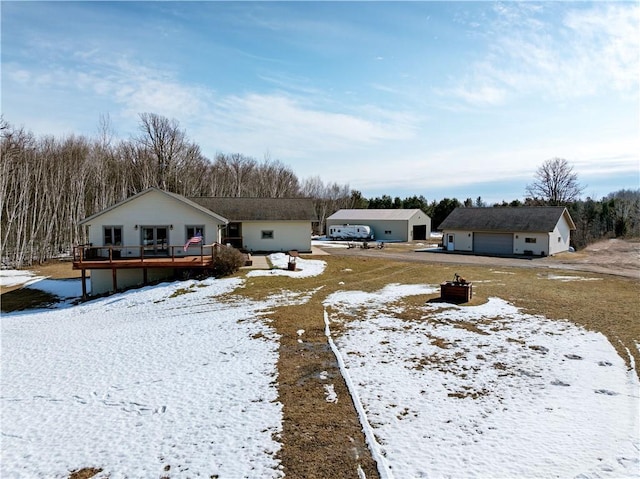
[[437, 207, 576, 232], [328, 209, 427, 221], [189, 197, 317, 222]]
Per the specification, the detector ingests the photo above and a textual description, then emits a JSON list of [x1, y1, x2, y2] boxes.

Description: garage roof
[[328, 209, 427, 221], [437, 207, 576, 232]]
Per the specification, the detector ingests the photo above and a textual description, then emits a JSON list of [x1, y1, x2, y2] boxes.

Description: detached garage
[[438, 207, 576, 256], [326, 209, 431, 242]]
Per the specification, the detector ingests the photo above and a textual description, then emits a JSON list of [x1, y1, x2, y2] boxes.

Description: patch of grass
[[0, 288, 61, 312], [68, 468, 102, 479], [169, 286, 196, 298]]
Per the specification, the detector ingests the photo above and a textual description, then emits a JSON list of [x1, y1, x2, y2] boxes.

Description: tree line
[[1, 114, 360, 267], [2, 114, 638, 268]]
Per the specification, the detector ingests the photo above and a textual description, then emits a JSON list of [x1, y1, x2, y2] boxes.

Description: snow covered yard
[[1, 277, 288, 478], [324, 284, 640, 478]]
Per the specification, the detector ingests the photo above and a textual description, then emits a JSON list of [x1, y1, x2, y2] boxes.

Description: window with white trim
[[186, 225, 205, 243], [104, 226, 122, 245]]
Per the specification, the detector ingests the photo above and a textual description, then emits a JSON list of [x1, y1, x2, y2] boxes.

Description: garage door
[[412, 224, 427, 241], [473, 233, 513, 255]]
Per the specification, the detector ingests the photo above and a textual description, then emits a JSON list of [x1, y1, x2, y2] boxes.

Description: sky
[[2, 1, 639, 204]]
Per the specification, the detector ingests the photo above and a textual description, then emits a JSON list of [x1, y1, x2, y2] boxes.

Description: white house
[[189, 196, 315, 253], [326, 209, 431, 242], [75, 188, 316, 296], [437, 207, 576, 256]]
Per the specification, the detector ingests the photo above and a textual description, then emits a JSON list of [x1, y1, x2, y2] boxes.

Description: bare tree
[[137, 113, 187, 190], [301, 176, 351, 234], [526, 158, 585, 206], [255, 158, 300, 198]]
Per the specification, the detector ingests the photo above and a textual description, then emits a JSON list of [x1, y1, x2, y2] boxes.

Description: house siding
[[84, 189, 225, 254], [241, 221, 312, 252], [549, 217, 572, 255], [91, 268, 175, 296], [442, 231, 473, 251], [513, 232, 549, 256]]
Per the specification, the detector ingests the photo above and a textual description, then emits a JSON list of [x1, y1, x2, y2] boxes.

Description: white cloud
[[193, 92, 419, 162], [445, 3, 640, 106]]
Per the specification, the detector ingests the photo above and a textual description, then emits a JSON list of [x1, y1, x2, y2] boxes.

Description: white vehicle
[[328, 224, 374, 241]]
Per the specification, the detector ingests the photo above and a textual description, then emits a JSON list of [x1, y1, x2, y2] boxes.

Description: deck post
[[112, 268, 117, 293], [81, 269, 87, 299]]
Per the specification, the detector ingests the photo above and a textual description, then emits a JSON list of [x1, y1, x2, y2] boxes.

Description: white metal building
[[326, 209, 431, 242]]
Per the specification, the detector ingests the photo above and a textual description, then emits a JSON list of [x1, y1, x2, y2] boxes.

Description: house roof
[[437, 207, 576, 232], [189, 197, 317, 222], [328, 209, 428, 221], [79, 188, 228, 225]]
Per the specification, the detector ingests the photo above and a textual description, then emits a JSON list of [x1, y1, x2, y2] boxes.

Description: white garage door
[[473, 233, 513, 255]]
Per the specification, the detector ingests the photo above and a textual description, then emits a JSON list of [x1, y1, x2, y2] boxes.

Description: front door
[[142, 226, 169, 256]]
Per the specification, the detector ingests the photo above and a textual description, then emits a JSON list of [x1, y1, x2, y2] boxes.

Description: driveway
[[318, 238, 640, 279]]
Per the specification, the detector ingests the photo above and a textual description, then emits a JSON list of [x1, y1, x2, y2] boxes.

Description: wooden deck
[[72, 244, 220, 298], [72, 244, 218, 270]]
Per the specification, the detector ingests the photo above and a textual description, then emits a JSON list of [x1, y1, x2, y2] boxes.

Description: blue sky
[[2, 1, 638, 203]]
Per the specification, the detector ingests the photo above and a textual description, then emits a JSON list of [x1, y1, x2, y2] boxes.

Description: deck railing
[[73, 243, 220, 266]]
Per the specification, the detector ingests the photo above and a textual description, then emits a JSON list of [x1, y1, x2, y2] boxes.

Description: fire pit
[[440, 273, 472, 302]]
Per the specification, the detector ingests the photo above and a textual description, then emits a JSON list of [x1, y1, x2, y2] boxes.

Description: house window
[[104, 226, 122, 245], [558, 237, 561, 243], [525, 237, 537, 244], [385, 230, 392, 234], [186, 225, 205, 243], [262, 230, 274, 239]]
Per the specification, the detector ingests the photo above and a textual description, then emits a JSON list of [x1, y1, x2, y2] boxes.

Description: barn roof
[[437, 207, 576, 232], [189, 197, 316, 222], [328, 209, 427, 221]]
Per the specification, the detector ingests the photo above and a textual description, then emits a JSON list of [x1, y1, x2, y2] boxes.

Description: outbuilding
[[438, 206, 576, 256], [326, 209, 431, 242]]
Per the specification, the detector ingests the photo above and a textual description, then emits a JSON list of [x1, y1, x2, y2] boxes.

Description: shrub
[[210, 246, 246, 277]]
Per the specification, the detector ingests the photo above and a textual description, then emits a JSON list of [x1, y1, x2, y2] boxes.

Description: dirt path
[[273, 299, 379, 478], [542, 238, 640, 278]]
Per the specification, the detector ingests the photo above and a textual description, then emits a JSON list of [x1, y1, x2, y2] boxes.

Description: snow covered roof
[[437, 207, 576, 232], [328, 209, 427, 221]]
